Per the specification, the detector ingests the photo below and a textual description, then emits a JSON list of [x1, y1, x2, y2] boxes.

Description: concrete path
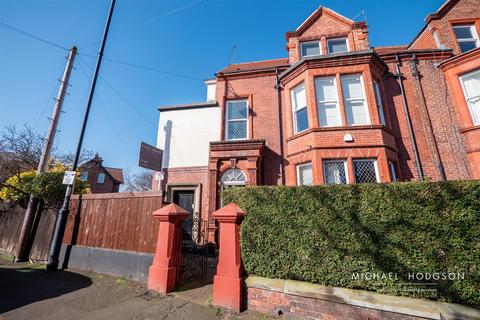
[[0, 255, 270, 320]]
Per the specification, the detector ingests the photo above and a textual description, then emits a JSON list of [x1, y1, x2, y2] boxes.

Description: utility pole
[[46, 0, 116, 271], [15, 46, 77, 262]]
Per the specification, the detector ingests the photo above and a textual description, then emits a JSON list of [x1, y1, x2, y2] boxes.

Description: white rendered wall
[[157, 106, 220, 168]]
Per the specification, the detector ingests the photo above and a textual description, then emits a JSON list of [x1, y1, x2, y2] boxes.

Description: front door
[[173, 190, 194, 239]]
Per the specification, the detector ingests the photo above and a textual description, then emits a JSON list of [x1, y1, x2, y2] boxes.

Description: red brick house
[[155, 0, 480, 242], [80, 154, 124, 194]]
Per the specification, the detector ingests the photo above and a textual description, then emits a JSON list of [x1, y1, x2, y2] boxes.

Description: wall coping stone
[[245, 276, 480, 320]]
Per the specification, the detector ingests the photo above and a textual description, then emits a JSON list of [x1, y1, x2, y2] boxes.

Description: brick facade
[[159, 0, 480, 243]]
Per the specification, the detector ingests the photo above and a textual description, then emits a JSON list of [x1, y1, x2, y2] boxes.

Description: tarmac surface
[[0, 255, 271, 320]]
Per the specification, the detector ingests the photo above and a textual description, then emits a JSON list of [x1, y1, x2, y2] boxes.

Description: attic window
[[327, 37, 348, 54], [97, 173, 106, 184], [300, 41, 321, 57], [453, 25, 479, 53]]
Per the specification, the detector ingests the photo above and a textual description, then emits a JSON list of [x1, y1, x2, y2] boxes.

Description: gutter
[[275, 67, 286, 185]]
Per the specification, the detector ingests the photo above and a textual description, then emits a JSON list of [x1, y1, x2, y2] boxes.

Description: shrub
[[223, 181, 480, 306], [0, 170, 88, 207]]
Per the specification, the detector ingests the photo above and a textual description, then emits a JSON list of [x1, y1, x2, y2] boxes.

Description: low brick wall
[[246, 276, 480, 320]]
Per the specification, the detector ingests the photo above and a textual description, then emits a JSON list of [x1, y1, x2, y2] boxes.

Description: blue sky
[[0, 0, 445, 175]]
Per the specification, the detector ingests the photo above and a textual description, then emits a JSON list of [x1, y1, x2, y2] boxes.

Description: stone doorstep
[[245, 276, 480, 320]]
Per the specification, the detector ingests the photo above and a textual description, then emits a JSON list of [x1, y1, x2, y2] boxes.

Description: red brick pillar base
[[147, 204, 189, 294], [213, 203, 246, 312]]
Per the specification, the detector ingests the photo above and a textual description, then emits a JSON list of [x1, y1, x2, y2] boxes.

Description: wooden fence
[[64, 192, 164, 254], [0, 201, 57, 262], [0, 191, 164, 262]]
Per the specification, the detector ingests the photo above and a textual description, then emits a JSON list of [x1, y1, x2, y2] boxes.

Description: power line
[[78, 56, 157, 128], [79, 52, 205, 81], [34, 80, 60, 131], [0, 22, 69, 51]]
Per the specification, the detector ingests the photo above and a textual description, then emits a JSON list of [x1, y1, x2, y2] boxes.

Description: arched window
[[221, 168, 246, 186], [220, 168, 246, 207]]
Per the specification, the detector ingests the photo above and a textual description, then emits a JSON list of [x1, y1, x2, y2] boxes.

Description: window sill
[[287, 124, 394, 141]]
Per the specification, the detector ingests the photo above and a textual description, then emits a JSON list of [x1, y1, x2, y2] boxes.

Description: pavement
[[0, 254, 271, 320]]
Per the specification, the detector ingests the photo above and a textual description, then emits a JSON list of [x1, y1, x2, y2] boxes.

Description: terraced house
[[154, 0, 480, 242]]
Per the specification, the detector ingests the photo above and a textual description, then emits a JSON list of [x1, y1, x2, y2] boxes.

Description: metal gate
[[177, 213, 208, 285]]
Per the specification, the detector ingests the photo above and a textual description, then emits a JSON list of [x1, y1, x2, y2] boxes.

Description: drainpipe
[[395, 54, 424, 181], [275, 67, 286, 185], [411, 53, 446, 181]]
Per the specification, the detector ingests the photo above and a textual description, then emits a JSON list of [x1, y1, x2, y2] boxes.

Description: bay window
[[341, 74, 370, 125], [226, 100, 248, 140], [323, 160, 348, 184], [315, 77, 341, 127], [460, 69, 480, 125], [297, 162, 313, 186], [291, 83, 309, 133], [453, 24, 480, 53], [388, 161, 398, 182]]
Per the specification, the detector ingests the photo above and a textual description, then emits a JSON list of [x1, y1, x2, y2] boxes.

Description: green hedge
[[223, 181, 480, 306]]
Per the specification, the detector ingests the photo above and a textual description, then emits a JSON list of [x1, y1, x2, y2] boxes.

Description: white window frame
[[460, 68, 480, 125], [374, 81, 386, 125], [341, 74, 371, 126], [291, 82, 309, 133], [327, 37, 349, 54], [300, 41, 322, 57], [296, 162, 313, 186], [388, 161, 398, 182], [323, 160, 349, 184], [97, 173, 106, 184], [353, 159, 380, 183], [225, 99, 249, 140], [315, 76, 342, 127], [453, 24, 480, 52]]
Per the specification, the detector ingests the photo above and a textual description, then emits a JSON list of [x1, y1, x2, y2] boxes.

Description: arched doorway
[[220, 168, 246, 207]]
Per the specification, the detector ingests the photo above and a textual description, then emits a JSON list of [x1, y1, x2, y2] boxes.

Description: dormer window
[[453, 25, 480, 53], [300, 41, 321, 57], [327, 37, 348, 54]]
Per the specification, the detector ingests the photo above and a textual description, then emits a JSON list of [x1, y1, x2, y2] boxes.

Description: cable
[[34, 80, 60, 131], [78, 53, 205, 81], [0, 22, 69, 51], [78, 56, 157, 128]]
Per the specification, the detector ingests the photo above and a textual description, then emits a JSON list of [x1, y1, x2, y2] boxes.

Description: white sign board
[[154, 172, 164, 181], [62, 171, 76, 185]]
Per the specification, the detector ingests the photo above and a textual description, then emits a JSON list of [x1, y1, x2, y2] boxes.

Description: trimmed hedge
[[223, 181, 480, 306]]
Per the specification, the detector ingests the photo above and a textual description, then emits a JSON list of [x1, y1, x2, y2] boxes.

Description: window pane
[[315, 77, 337, 101], [459, 41, 478, 53], [227, 101, 247, 120], [227, 120, 247, 139], [461, 69, 480, 125], [454, 26, 474, 39], [296, 108, 309, 132], [354, 160, 378, 183], [301, 42, 320, 57], [389, 161, 397, 182], [297, 163, 313, 186], [324, 161, 347, 184], [374, 82, 386, 125], [341, 75, 363, 100], [345, 101, 368, 125], [328, 38, 348, 54], [97, 173, 105, 184], [292, 83, 307, 111], [318, 103, 340, 126]]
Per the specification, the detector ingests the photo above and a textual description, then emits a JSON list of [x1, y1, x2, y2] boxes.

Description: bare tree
[[0, 124, 43, 183], [0, 124, 93, 183], [123, 170, 153, 192]]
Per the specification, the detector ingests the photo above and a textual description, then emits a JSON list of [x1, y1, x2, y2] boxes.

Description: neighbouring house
[[154, 0, 480, 243], [80, 154, 124, 193]]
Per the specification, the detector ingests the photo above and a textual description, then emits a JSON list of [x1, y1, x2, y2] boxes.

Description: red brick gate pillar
[[212, 203, 246, 312], [147, 203, 189, 294]]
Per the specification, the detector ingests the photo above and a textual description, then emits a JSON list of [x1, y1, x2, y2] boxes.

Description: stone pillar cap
[[213, 203, 246, 221], [153, 203, 189, 219]]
